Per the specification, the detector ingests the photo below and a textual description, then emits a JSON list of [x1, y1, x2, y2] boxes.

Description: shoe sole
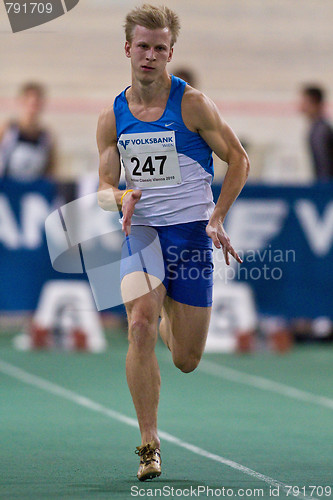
[[138, 471, 161, 481]]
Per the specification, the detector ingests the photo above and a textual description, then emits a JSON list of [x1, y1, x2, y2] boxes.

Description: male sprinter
[[97, 4, 249, 481]]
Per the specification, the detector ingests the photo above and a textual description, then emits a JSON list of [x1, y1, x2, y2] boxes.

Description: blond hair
[[124, 4, 180, 47]]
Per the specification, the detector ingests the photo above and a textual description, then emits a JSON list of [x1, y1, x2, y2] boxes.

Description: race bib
[[117, 131, 181, 188]]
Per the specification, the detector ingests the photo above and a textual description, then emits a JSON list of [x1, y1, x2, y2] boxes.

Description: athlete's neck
[[129, 73, 171, 106]]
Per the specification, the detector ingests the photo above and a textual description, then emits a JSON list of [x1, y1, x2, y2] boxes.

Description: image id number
[[5, 3, 53, 14], [286, 485, 332, 497]]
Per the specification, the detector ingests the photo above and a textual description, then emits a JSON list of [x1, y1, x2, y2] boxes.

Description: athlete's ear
[[167, 47, 173, 63], [125, 41, 131, 58]]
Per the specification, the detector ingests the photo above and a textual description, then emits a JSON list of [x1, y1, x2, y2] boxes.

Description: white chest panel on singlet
[[118, 130, 181, 188]]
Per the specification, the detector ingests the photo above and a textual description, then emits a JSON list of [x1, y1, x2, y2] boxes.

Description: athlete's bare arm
[[182, 88, 250, 264], [97, 106, 141, 235]]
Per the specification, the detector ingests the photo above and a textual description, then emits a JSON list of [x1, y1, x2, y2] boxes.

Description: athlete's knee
[[173, 352, 201, 373], [128, 317, 156, 351]]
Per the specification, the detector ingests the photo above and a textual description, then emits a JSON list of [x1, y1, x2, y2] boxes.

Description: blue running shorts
[[120, 220, 213, 307]]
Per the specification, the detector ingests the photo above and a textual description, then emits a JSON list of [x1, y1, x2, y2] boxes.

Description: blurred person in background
[[172, 67, 197, 88], [0, 82, 57, 181], [299, 84, 333, 181]]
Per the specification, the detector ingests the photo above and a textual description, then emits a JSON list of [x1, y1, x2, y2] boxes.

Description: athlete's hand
[[206, 219, 242, 266], [121, 189, 142, 236]]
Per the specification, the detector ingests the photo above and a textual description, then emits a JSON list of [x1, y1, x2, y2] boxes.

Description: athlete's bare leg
[[159, 307, 172, 351], [122, 273, 166, 446], [159, 297, 211, 373]]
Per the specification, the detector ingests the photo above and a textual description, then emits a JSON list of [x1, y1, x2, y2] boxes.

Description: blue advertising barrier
[[212, 183, 333, 319], [0, 179, 82, 311], [0, 179, 332, 318]]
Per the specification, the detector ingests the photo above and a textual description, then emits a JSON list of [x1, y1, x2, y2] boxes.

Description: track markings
[[197, 359, 333, 410], [0, 359, 317, 500]]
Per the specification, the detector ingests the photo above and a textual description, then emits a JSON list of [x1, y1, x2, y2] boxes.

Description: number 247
[[131, 155, 167, 176]]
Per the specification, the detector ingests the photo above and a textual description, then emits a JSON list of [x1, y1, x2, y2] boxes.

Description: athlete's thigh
[[122, 271, 167, 325], [163, 295, 211, 355]]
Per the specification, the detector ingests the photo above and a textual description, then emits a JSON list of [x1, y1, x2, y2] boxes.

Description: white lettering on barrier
[[21, 194, 51, 249], [225, 200, 289, 253], [295, 200, 333, 257], [0, 195, 20, 249], [0, 193, 50, 250]]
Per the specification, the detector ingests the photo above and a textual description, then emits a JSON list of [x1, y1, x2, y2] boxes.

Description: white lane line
[[198, 359, 333, 411], [0, 359, 316, 500]]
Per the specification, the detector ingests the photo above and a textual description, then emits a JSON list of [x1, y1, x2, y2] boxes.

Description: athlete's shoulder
[[182, 87, 219, 132], [97, 103, 117, 147], [183, 86, 215, 112], [99, 86, 128, 117], [98, 103, 117, 130]]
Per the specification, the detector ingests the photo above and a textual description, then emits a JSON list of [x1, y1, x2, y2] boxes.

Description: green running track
[[1, 331, 332, 500]]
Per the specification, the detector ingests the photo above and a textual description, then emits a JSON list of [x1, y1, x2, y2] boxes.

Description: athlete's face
[[125, 25, 173, 81]]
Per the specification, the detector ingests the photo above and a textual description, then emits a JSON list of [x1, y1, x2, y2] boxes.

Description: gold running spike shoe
[[135, 441, 161, 481]]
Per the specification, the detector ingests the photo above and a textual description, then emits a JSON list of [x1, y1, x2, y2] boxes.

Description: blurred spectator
[[173, 67, 198, 88], [0, 82, 57, 181], [299, 84, 333, 181]]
